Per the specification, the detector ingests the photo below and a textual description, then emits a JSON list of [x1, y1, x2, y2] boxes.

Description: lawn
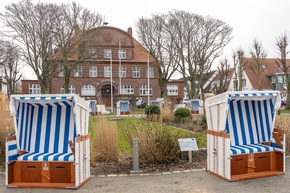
[[89, 116, 207, 154], [278, 108, 290, 115]]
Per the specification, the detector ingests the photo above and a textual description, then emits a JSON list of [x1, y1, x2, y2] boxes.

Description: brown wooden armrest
[[273, 132, 283, 147], [68, 140, 75, 155], [18, 150, 29, 156], [261, 141, 271, 146]]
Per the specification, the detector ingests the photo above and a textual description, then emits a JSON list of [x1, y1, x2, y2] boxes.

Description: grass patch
[[89, 116, 206, 157], [120, 117, 206, 163], [278, 108, 290, 115], [130, 108, 145, 115]]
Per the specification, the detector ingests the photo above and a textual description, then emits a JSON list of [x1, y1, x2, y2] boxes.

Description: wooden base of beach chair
[[120, 111, 130, 115], [191, 110, 199, 114], [6, 161, 85, 189], [231, 170, 284, 181], [230, 151, 284, 181]]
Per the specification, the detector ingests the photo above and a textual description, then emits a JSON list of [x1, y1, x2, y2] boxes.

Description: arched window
[[81, 84, 96, 96], [60, 84, 75, 94], [139, 85, 152, 96], [120, 84, 134, 95]]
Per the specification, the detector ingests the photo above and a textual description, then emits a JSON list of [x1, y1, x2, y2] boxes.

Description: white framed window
[[104, 49, 112, 58], [81, 84, 96, 96], [146, 67, 154, 78], [104, 66, 112, 77], [74, 65, 82, 77], [89, 66, 97, 77], [120, 85, 134, 95], [59, 66, 64, 77], [60, 84, 75, 94], [167, 85, 178, 96], [271, 77, 276, 83], [278, 76, 283, 83], [132, 67, 140, 78], [242, 79, 246, 87], [119, 66, 126, 78], [211, 80, 220, 88], [89, 48, 97, 58], [118, 49, 126, 59], [29, 84, 40, 94], [139, 85, 152, 96]]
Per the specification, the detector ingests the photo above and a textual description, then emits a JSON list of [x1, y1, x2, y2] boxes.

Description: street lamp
[[147, 53, 150, 105], [110, 53, 113, 113]]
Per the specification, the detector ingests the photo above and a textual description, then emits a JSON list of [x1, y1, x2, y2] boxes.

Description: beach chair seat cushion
[[230, 144, 274, 155], [18, 152, 74, 161]]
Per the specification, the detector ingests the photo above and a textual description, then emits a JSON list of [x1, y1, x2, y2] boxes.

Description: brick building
[[22, 27, 160, 107], [51, 26, 162, 107]]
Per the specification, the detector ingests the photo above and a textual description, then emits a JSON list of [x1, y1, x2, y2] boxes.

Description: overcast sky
[[1, 0, 290, 77]]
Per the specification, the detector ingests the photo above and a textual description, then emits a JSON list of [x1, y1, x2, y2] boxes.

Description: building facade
[[49, 26, 161, 107]]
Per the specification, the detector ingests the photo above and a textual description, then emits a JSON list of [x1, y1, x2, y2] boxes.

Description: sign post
[[178, 138, 199, 163]]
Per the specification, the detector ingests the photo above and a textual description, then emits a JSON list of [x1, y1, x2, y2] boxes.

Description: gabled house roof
[[53, 26, 154, 63], [203, 67, 235, 92], [204, 57, 290, 92], [243, 58, 285, 90]]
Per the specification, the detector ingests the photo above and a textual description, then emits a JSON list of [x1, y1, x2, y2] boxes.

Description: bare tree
[[52, 2, 104, 93], [217, 58, 230, 93], [249, 38, 267, 90], [167, 10, 232, 99], [0, 40, 22, 96], [1, 0, 104, 94], [136, 14, 179, 99], [137, 10, 232, 100], [275, 32, 290, 109], [1, 0, 57, 94], [232, 48, 247, 91]]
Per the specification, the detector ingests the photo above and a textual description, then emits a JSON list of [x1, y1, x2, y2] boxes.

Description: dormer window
[[104, 49, 112, 58], [89, 48, 97, 58]]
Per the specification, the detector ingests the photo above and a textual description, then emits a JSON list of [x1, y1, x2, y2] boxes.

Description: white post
[[110, 54, 113, 113], [147, 54, 150, 105], [119, 38, 122, 95]]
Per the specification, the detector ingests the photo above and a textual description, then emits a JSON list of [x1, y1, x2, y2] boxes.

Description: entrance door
[[101, 84, 115, 106]]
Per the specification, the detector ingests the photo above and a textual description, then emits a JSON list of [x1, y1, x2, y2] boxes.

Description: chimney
[[127, 27, 132, 36]]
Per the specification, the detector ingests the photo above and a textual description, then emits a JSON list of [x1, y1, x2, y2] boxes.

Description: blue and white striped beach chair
[[205, 91, 286, 181], [6, 94, 90, 189]]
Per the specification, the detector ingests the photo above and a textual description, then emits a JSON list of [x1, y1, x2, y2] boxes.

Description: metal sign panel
[[178, 138, 198, 151]]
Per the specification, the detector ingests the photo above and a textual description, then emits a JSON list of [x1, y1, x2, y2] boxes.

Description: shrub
[[145, 105, 160, 116], [0, 93, 14, 167], [275, 115, 290, 153], [122, 118, 201, 164], [174, 108, 191, 119], [199, 114, 207, 130], [160, 104, 173, 122], [173, 108, 191, 123], [90, 116, 119, 163]]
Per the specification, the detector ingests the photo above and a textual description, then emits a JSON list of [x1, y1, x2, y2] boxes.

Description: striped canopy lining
[[151, 101, 159, 105], [89, 100, 96, 112], [190, 100, 199, 111], [120, 101, 129, 112], [226, 94, 276, 155], [14, 99, 76, 161]]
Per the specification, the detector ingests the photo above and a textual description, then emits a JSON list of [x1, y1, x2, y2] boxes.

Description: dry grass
[[160, 103, 173, 122], [0, 93, 14, 166], [275, 115, 290, 153], [90, 116, 119, 164]]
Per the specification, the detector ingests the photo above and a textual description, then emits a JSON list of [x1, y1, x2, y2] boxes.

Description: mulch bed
[[91, 149, 207, 175]]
